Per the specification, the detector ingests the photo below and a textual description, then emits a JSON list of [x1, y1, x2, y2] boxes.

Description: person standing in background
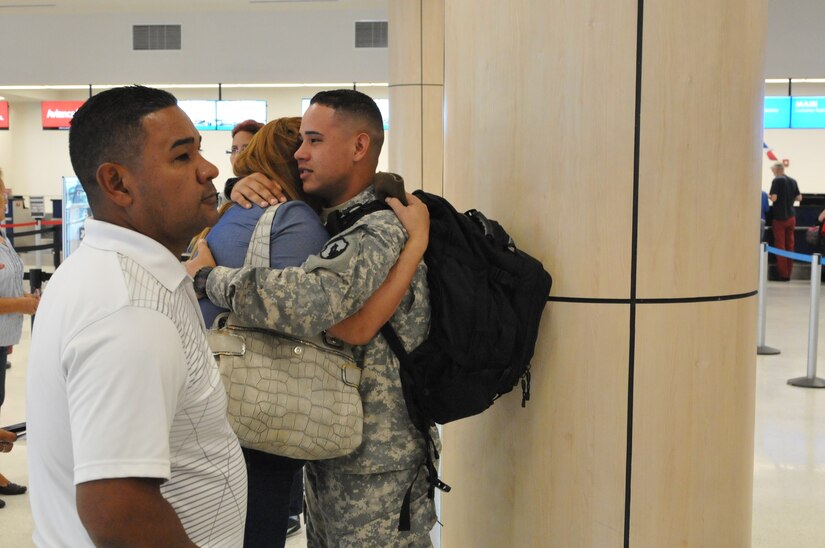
[[0, 168, 39, 509], [761, 190, 769, 242], [769, 161, 801, 281], [224, 119, 267, 201]]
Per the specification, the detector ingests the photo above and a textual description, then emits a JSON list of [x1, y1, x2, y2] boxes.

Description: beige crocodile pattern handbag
[[207, 204, 363, 460]]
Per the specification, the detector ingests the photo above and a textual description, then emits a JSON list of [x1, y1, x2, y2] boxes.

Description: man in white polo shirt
[[26, 85, 246, 547]]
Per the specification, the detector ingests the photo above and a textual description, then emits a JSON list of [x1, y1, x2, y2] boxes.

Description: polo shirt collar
[[81, 218, 188, 292]]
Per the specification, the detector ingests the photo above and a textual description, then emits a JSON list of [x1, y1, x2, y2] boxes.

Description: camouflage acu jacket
[[206, 186, 434, 474]]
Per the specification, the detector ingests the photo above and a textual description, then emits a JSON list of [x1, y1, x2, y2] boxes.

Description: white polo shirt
[[27, 218, 247, 547]]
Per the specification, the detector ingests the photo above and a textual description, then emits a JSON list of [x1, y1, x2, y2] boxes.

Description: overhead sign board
[[764, 96, 791, 129], [41, 101, 84, 129]]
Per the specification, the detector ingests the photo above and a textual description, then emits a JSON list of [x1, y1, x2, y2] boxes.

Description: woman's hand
[[231, 173, 287, 209], [184, 240, 217, 278], [387, 192, 429, 255], [19, 293, 39, 315]]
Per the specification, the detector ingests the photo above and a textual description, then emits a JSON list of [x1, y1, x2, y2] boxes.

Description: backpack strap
[[381, 323, 451, 532], [326, 200, 391, 237], [244, 203, 282, 268], [325, 197, 452, 530]]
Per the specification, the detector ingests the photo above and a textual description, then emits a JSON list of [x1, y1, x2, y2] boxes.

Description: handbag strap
[[244, 203, 283, 268]]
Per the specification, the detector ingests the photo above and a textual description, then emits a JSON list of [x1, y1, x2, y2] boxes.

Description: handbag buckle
[[322, 331, 345, 349]]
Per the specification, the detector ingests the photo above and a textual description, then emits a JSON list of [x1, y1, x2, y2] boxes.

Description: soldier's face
[[295, 104, 360, 207]]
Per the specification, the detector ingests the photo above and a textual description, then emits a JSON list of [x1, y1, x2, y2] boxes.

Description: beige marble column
[[387, 0, 443, 194], [432, 1, 766, 546]]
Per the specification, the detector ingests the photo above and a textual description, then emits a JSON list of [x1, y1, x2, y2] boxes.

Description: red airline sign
[[41, 100, 84, 129], [0, 102, 8, 129]]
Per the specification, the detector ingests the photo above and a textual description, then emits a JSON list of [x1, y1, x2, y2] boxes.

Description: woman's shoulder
[[271, 201, 324, 229]]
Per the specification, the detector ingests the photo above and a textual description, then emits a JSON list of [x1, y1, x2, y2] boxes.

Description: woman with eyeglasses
[[224, 119, 264, 200]]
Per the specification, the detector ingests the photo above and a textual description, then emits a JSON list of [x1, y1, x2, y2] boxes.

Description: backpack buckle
[[430, 477, 452, 493]]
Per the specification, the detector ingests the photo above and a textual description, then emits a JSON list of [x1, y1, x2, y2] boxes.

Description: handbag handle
[[244, 203, 282, 268]]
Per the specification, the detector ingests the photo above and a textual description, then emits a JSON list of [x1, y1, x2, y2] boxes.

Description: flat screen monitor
[[62, 176, 91, 259], [179, 100, 218, 131], [764, 96, 791, 129], [216, 100, 267, 130], [791, 96, 825, 129]]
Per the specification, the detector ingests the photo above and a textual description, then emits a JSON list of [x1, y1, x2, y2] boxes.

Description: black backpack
[[328, 189, 552, 530]]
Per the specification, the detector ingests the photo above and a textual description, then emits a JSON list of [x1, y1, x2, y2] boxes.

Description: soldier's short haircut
[[69, 85, 178, 207], [310, 89, 385, 155]]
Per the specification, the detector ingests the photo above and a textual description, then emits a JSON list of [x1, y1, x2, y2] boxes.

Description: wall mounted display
[[764, 96, 791, 129], [179, 100, 218, 131], [216, 100, 267, 130], [790, 96, 825, 129], [179, 100, 267, 131], [41, 101, 84, 130], [0, 101, 8, 129]]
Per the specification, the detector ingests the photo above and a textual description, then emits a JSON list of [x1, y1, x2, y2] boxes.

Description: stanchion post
[[788, 253, 825, 388], [28, 267, 42, 329], [53, 223, 62, 268], [34, 218, 43, 269], [758, 242, 781, 355]]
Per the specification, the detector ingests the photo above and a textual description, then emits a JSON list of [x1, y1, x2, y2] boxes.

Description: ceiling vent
[[133, 25, 181, 51], [355, 21, 387, 48]]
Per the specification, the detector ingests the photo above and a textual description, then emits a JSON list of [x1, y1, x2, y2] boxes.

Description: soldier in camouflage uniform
[[193, 89, 437, 546]]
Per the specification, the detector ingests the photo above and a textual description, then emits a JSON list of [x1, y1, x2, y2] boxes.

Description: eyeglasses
[[226, 144, 250, 155]]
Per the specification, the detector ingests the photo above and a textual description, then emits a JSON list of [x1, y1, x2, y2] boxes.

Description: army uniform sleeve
[[206, 211, 407, 338]]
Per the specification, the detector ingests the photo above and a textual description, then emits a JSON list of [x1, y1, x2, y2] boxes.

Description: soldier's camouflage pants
[[304, 462, 436, 547]]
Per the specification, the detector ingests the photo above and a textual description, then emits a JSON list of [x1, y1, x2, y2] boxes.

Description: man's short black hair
[[69, 85, 178, 205], [310, 89, 385, 154]]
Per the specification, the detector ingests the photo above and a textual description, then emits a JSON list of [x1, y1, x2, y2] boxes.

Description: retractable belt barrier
[[0, 219, 62, 276], [760, 243, 825, 388]]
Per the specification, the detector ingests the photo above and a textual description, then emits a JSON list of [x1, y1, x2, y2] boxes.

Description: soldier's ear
[[353, 132, 370, 162]]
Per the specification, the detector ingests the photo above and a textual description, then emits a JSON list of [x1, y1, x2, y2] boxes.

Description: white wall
[[0, 5, 387, 85], [766, 0, 825, 77], [0, 85, 389, 201], [761, 129, 825, 193]]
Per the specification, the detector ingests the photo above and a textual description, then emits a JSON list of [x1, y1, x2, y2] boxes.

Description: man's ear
[[96, 163, 133, 207], [353, 132, 371, 163]]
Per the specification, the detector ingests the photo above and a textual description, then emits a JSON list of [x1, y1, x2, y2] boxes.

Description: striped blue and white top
[[0, 229, 25, 346]]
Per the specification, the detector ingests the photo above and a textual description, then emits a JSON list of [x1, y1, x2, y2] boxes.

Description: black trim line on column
[[626, 0, 645, 546], [420, 0, 425, 190], [546, 290, 758, 305]]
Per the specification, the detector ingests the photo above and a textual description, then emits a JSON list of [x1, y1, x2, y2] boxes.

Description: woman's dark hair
[[231, 119, 264, 138]]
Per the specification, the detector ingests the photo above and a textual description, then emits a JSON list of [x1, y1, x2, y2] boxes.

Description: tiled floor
[[3, 278, 825, 546]]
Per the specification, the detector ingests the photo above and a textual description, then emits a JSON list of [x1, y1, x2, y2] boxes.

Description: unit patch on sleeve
[[319, 236, 350, 260]]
